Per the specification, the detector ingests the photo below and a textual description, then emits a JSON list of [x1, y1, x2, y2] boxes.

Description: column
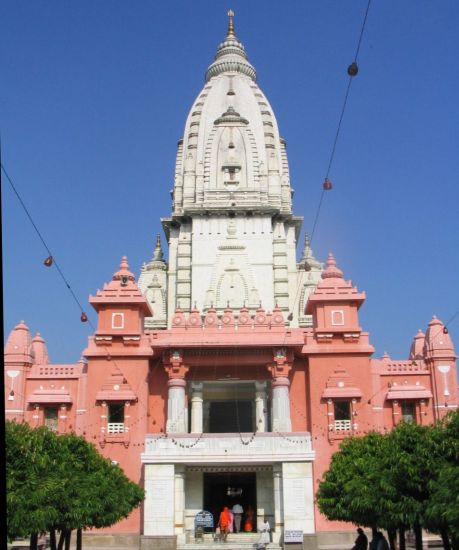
[[203, 401, 210, 433], [273, 464, 284, 542], [175, 465, 186, 542], [255, 381, 268, 432], [271, 377, 292, 432], [167, 378, 187, 433], [392, 400, 400, 426], [282, 462, 315, 533], [190, 383, 203, 433], [144, 464, 175, 536], [57, 404, 67, 433]]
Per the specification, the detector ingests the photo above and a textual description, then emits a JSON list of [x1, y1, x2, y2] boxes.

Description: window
[[112, 313, 124, 329], [334, 400, 351, 431], [44, 407, 58, 432], [331, 310, 344, 326], [107, 403, 125, 434], [401, 401, 416, 423]]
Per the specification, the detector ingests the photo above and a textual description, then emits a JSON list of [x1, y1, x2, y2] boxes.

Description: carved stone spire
[[321, 253, 344, 280], [153, 234, 164, 262], [300, 233, 322, 270], [227, 9, 235, 37]]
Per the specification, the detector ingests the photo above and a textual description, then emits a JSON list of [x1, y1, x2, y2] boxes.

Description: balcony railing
[[142, 432, 315, 464], [107, 422, 125, 434], [334, 419, 352, 432]]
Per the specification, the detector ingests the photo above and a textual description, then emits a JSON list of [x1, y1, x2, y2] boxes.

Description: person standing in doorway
[[228, 507, 234, 533], [232, 503, 244, 533], [218, 506, 231, 542], [244, 505, 254, 532]]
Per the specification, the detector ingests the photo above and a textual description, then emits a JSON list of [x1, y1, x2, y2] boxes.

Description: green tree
[[316, 431, 389, 530], [6, 421, 144, 550], [6, 421, 65, 543], [424, 410, 459, 550], [317, 415, 459, 550], [382, 421, 434, 550]]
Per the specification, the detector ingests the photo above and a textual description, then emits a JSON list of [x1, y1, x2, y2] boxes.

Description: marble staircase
[[178, 532, 281, 550]]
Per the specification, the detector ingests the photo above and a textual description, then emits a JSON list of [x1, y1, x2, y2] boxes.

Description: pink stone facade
[[5, 254, 458, 538]]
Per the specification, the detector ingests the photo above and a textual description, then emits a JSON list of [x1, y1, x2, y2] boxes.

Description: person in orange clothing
[[218, 506, 232, 542], [244, 505, 254, 532]]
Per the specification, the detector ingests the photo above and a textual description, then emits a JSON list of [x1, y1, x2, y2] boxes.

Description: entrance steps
[[179, 532, 282, 550]]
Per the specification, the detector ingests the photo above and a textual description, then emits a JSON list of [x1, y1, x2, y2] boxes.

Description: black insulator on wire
[[80, 312, 88, 323], [43, 256, 53, 267], [443, 326, 449, 334], [347, 62, 359, 76]]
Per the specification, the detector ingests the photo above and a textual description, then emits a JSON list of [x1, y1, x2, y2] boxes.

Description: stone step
[[180, 533, 280, 550], [178, 544, 281, 550]]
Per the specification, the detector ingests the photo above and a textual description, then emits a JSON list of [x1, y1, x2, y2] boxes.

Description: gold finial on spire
[[227, 9, 235, 37]]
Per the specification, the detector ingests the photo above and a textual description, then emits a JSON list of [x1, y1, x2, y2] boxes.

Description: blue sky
[[2, 1, 458, 363]]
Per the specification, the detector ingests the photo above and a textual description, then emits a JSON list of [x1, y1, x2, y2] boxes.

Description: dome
[[171, 11, 292, 217], [424, 315, 456, 358], [32, 333, 49, 365], [4, 321, 34, 364]]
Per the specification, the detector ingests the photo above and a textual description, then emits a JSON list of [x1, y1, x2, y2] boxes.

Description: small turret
[[89, 257, 153, 338], [306, 253, 366, 337], [321, 253, 344, 281], [296, 234, 322, 327], [152, 234, 164, 262], [4, 321, 34, 416], [31, 333, 49, 365], [299, 234, 322, 272], [423, 315, 456, 360], [138, 235, 168, 329], [409, 330, 425, 360], [423, 316, 458, 416], [4, 321, 34, 365]]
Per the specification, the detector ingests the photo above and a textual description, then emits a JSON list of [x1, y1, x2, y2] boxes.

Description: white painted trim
[[331, 310, 344, 326], [111, 312, 125, 329]]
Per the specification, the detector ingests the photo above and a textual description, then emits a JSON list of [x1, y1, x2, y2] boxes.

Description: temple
[[4, 12, 458, 550]]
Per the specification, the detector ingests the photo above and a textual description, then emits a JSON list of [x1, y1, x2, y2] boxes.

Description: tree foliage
[[6, 421, 144, 549], [317, 411, 459, 550]]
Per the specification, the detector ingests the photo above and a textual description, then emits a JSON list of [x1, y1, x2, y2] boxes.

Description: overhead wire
[[1, 162, 90, 324], [309, 0, 372, 245], [287, 0, 374, 326]]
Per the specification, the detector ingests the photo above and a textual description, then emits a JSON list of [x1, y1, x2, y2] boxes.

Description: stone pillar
[[144, 464, 175, 536], [190, 383, 203, 433], [255, 381, 268, 432], [256, 469, 275, 534], [203, 401, 210, 433], [271, 377, 292, 432], [392, 400, 400, 426], [175, 465, 186, 542], [273, 464, 284, 542], [185, 470, 203, 535], [282, 462, 315, 533], [167, 378, 187, 433]]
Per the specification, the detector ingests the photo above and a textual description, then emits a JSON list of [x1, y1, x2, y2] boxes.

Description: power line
[[1, 161, 91, 325], [309, 0, 372, 244]]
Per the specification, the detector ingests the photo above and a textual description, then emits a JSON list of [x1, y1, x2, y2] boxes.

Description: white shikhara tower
[[141, 13, 322, 326]]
